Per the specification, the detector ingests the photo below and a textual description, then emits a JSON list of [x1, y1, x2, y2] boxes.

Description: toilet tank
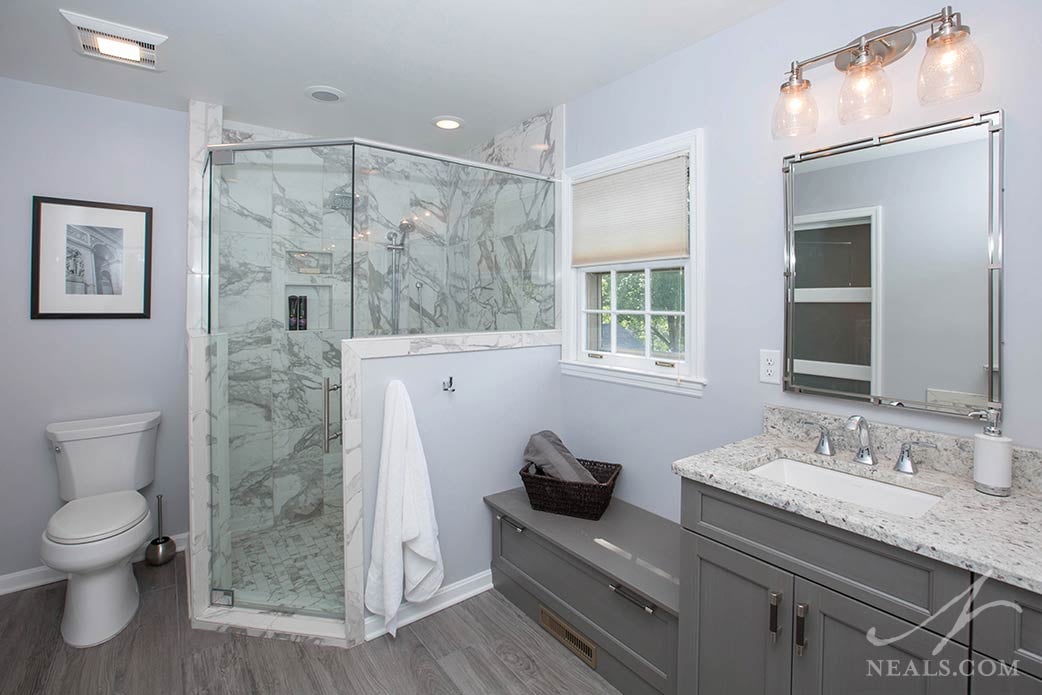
[[46, 412, 161, 501]]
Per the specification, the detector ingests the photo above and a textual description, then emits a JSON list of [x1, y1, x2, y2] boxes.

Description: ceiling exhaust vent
[[59, 10, 168, 70]]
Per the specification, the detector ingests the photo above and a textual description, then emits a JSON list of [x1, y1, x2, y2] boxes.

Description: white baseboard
[[0, 531, 189, 596], [364, 569, 493, 641]]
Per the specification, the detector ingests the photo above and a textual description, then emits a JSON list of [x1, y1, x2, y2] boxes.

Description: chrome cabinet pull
[[768, 591, 782, 642], [608, 583, 656, 615], [499, 516, 526, 534], [322, 376, 342, 454], [795, 603, 809, 656]]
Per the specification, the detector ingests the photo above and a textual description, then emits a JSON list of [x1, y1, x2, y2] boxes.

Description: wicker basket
[[519, 459, 622, 520]]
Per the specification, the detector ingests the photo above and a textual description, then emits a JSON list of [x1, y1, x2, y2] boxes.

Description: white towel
[[365, 380, 444, 637]]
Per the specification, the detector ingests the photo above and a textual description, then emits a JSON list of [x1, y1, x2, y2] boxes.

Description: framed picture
[[31, 196, 152, 319]]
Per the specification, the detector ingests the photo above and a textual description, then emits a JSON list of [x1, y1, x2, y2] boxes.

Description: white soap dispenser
[[970, 408, 1012, 497]]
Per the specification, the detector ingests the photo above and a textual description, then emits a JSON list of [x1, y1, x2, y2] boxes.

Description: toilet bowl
[[39, 412, 161, 648], [40, 491, 153, 647]]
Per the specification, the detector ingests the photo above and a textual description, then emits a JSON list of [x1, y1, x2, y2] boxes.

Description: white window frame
[[560, 130, 706, 397]]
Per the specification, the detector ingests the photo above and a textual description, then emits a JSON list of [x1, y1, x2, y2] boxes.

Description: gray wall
[[361, 346, 562, 588], [562, 0, 1042, 521], [795, 140, 990, 401], [0, 77, 189, 575]]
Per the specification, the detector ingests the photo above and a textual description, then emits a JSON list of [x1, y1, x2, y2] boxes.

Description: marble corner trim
[[763, 405, 1042, 493], [186, 100, 224, 633], [673, 430, 1042, 594], [340, 329, 562, 644], [468, 105, 564, 177]]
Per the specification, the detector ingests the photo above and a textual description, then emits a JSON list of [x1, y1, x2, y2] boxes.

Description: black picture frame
[[31, 196, 153, 319]]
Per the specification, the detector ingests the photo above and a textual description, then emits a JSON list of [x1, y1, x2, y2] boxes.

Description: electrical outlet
[[760, 349, 781, 385]]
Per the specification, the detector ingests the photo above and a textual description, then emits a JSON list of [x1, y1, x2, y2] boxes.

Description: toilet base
[[61, 560, 140, 648]]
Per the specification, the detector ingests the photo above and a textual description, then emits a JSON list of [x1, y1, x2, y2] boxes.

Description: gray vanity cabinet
[[793, 578, 968, 694], [680, 480, 976, 694], [679, 535, 793, 695]]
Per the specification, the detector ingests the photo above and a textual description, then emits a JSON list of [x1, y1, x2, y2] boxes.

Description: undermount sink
[[751, 458, 942, 519]]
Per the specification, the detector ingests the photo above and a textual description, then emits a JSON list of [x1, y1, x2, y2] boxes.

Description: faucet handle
[[800, 421, 835, 456], [894, 440, 937, 475]]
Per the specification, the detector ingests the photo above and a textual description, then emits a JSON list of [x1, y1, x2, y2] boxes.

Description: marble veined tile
[[229, 430, 274, 534], [272, 425, 325, 525], [271, 330, 348, 432], [273, 147, 323, 239], [217, 150, 273, 235]]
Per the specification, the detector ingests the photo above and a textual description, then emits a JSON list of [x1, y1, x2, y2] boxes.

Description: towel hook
[[442, 376, 455, 392]]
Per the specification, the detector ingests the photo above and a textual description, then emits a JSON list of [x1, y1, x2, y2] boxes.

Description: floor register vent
[[539, 606, 597, 668]]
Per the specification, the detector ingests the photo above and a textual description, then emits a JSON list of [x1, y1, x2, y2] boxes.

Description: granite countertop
[[673, 433, 1042, 594]]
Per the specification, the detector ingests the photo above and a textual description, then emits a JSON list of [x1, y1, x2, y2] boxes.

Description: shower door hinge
[[211, 150, 236, 166], [210, 588, 235, 607]]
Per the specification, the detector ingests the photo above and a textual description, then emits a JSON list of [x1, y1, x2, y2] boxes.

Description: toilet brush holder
[[145, 494, 176, 566]]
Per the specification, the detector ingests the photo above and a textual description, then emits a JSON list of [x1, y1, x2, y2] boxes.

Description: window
[[562, 131, 705, 395]]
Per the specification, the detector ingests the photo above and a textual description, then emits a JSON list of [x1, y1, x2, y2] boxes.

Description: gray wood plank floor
[[0, 553, 620, 695]]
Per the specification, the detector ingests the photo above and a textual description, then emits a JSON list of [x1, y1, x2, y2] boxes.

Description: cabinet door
[[972, 653, 1042, 694], [679, 534, 793, 695], [793, 578, 969, 694]]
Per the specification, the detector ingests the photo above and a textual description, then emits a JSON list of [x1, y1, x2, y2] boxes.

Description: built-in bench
[[484, 488, 683, 695]]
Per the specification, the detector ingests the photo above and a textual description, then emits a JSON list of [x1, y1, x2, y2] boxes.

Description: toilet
[[39, 411, 161, 648]]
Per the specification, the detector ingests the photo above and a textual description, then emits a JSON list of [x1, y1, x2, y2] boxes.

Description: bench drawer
[[497, 513, 675, 677]]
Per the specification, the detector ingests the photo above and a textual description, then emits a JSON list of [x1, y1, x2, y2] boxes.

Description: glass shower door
[[208, 144, 351, 617]]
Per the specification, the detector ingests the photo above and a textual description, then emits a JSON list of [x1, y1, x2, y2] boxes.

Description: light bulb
[[771, 68, 818, 139], [918, 19, 983, 104], [837, 49, 892, 125]]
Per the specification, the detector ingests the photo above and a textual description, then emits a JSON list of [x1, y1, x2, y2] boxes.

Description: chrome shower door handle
[[322, 376, 342, 454]]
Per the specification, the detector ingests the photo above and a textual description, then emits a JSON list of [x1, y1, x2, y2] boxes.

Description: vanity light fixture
[[918, 7, 984, 104], [837, 38, 894, 124], [771, 5, 983, 138], [771, 62, 819, 138]]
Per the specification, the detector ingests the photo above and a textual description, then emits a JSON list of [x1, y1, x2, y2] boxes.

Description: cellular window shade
[[571, 154, 690, 267]]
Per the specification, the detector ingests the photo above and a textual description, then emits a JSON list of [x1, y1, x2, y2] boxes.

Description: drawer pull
[[795, 603, 809, 656], [768, 591, 781, 643], [608, 583, 656, 615], [498, 516, 525, 534]]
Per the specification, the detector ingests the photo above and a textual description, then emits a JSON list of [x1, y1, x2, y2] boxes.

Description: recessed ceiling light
[[59, 9, 167, 70], [307, 85, 345, 103], [432, 116, 464, 130]]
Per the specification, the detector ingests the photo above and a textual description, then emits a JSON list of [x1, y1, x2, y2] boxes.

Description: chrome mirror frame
[[782, 110, 1004, 419]]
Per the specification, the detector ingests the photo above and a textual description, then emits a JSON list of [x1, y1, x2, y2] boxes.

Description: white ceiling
[[0, 0, 780, 153]]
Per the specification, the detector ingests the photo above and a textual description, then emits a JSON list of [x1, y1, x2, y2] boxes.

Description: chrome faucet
[[845, 415, 875, 466], [894, 440, 938, 475]]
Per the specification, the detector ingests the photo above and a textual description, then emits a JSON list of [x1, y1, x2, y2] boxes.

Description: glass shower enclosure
[[204, 139, 555, 619]]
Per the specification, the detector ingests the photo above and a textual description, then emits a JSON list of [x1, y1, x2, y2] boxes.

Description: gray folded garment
[[523, 431, 597, 484]]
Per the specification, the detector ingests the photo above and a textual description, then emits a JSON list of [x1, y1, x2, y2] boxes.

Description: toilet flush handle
[[53, 445, 62, 453]]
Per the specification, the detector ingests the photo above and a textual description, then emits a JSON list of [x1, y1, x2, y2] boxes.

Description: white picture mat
[[37, 203, 148, 314]]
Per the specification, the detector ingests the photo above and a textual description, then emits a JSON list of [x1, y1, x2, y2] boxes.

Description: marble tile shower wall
[[213, 143, 352, 536], [353, 146, 555, 336]]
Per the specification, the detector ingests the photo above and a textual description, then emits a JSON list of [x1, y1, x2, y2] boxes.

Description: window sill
[[559, 360, 706, 397]]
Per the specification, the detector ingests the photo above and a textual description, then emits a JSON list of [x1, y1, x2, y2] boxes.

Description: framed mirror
[[783, 111, 1003, 417]]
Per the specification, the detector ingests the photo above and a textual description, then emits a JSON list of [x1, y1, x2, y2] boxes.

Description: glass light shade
[[771, 81, 818, 139], [837, 57, 893, 124], [918, 30, 984, 104]]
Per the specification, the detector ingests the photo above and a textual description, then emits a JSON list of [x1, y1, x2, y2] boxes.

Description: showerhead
[[387, 220, 415, 248]]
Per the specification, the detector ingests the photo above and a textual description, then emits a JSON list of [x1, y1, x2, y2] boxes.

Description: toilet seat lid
[[46, 491, 149, 545]]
